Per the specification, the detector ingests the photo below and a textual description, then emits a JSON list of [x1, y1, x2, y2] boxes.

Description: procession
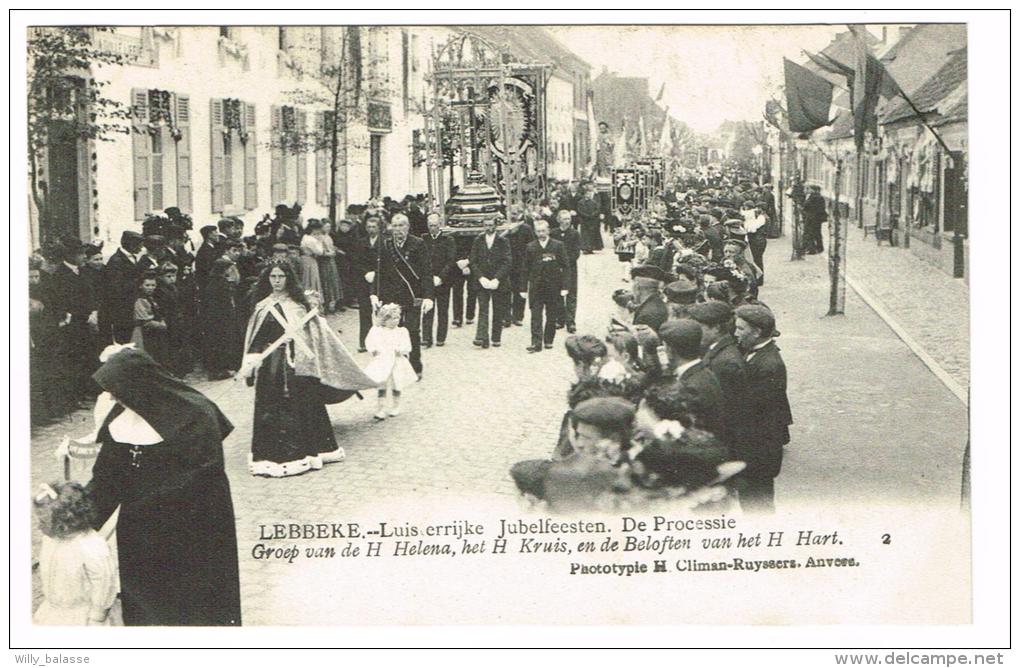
[[24, 24, 970, 628]]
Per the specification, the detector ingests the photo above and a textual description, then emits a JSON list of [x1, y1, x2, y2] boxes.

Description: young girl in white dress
[[33, 481, 118, 626], [363, 303, 418, 420]]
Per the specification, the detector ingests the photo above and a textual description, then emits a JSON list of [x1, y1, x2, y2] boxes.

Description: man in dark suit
[[522, 219, 569, 353], [420, 212, 456, 348], [506, 208, 537, 327], [549, 208, 581, 332], [687, 301, 748, 454], [468, 214, 511, 349], [734, 304, 793, 513], [369, 213, 434, 375], [48, 239, 99, 402], [630, 264, 669, 333], [658, 319, 725, 439], [802, 184, 827, 254], [102, 230, 146, 344], [193, 225, 223, 293], [352, 216, 381, 351]]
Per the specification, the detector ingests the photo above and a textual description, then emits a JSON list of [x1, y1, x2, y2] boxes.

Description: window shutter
[[295, 109, 307, 205], [210, 98, 225, 213], [151, 127, 165, 211], [175, 94, 192, 213], [270, 105, 283, 205], [315, 111, 327, 206], [244, 102, 258, 210], [131, 88, 150, 220]]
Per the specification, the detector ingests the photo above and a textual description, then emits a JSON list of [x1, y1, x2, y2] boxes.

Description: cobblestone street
[[28, 231, 969, 624]]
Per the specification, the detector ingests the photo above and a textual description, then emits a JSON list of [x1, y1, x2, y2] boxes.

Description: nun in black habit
[[87, 346, 241, 626]]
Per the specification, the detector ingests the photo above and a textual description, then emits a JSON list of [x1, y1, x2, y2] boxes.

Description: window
[[131, 88, 192, 219], [270, 105, 307, 206], [211, 98, 257, 214]]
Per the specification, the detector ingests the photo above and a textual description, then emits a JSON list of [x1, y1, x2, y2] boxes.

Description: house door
[[44, 120, 83, 244], [942, 151, 967, 238], [370, 134, 382, 199]]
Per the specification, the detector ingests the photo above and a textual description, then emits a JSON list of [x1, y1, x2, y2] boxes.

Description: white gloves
[[519, 292, 528, 299], [238, 353, 262, 380], [560, 290, 569, 297], [433, 276, 442, 287], [364, 271, 375, 283], [422, 299, 434, 313], [480, 278, 499, 291]]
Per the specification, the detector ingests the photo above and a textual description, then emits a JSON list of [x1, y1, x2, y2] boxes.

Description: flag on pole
[[783, 57, 835, 133], [637, 113, 647, 156], [658, 109, 673, 158], [586, 91, 598, 172], [655, 82, 665, 102], [848, 25, 899, 150], [613, 118, 628, 167], [804, 50, 856, 100]]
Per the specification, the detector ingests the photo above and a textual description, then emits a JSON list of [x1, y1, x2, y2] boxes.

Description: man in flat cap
[[733, 304, 792, 513], [101, 230, 146, 344], [663, 276, 700, 321], [510, 397, 634, 507], [687, 301, 748, 455], [657, 319, 724, 439], [630, 264, 669, 333]]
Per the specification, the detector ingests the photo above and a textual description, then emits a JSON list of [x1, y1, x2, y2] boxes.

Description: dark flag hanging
[[783, 58, 834, 133], [804, 50, 856, 102], [848, 25, 899, 149]]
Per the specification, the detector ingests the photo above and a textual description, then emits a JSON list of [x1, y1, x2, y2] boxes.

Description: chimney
[[882, 26, 888, 43]]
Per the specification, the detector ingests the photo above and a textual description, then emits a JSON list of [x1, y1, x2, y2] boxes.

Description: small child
[[363, 303, 418, 420], [131, 271, 168, 366], [33, 482, 117, 626]]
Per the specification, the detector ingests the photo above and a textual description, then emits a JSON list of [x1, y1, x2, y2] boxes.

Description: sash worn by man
[[369, 213, 434, 376]]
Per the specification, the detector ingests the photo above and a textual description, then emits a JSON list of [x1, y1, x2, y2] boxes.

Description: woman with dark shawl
[[240, 261, 375, 478], [87, 346, 241, 626], [202, 257, 244, 380]]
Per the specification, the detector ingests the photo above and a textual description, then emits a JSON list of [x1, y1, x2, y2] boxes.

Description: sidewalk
[[843, 229, 970, 390]]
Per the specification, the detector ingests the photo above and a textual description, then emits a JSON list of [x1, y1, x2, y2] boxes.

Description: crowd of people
[[510, 171, 793, 515], [29, 169, 796, 628]]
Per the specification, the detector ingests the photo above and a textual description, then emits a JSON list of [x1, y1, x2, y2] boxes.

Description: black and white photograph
[[10, 8, 1010, 657]]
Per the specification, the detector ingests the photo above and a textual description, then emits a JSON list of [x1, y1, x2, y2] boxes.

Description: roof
[[883, 48, 967, 125], [457, 26, 590, 76], [933, 93, 967, 127]]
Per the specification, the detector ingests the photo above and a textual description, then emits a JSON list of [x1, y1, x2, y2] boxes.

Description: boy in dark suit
[[522, 220, 569, 352], [734, 304, 793, 513], [468, 215, 511, 348], [657, 319, 725, 439]]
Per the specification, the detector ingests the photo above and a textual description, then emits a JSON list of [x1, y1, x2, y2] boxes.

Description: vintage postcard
[[10, 9, 1008, 654]]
